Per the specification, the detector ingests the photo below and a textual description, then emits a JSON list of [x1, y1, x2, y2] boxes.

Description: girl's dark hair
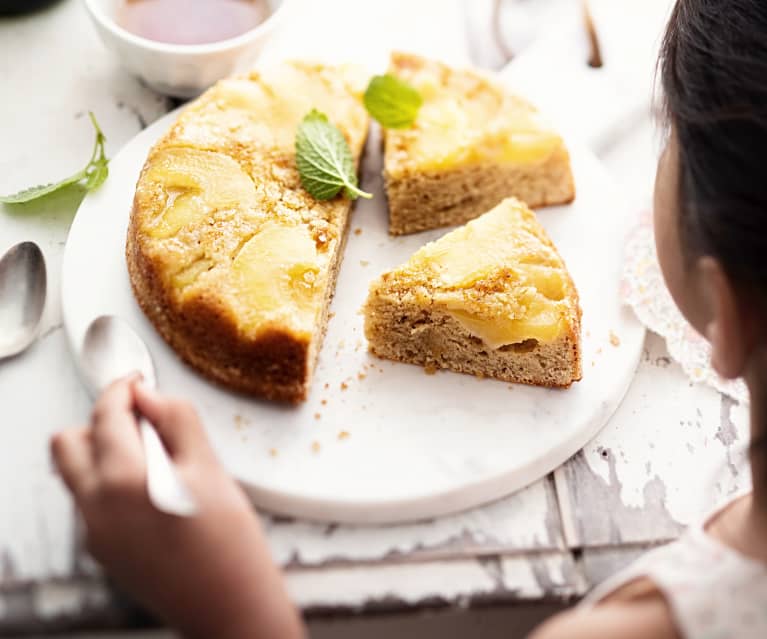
[[661, 1, 767, 460], [660, 0, 767, 296]]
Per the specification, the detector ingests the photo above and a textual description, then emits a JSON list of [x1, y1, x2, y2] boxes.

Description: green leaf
[[363, 74, 423, 129], [1, 112, 109, 205], [0, 173, 85, 204], [295, 109, 371, 201]]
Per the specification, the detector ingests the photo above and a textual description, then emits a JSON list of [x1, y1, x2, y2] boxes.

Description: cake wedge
[[364, 198, 582, 387], [383, 52, 575, 235]]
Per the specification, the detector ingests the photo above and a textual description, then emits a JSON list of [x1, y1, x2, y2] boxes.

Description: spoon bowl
[[0, 242, 46, 359], [81, 315, 197, 516], [81, 315, 156, 394]]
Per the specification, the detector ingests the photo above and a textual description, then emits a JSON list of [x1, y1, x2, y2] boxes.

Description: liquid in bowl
[[117, 0, 271, 45]]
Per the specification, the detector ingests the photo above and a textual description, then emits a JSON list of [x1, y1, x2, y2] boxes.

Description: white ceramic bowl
[[83, 0, 295, 98]]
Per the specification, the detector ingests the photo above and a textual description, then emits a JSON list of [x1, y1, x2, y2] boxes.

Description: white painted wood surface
[[0, 0, 752, 633]]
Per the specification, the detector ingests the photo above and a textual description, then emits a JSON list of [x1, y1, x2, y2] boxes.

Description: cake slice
[[364, 198, 582, 387], [383, 52, 575, 235], [127, 62, 370, 403]]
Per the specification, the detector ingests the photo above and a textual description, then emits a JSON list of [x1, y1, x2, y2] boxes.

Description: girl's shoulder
[[530, 585, 679, 639]]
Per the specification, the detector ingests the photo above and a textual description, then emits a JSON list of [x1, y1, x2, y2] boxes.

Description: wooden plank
[[288, 552, 582, 613], [264, 475, 566, 567], [555, 332, 751, 549]]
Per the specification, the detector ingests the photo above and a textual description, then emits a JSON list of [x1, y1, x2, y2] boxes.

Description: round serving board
[[62, 107, 644, 524]]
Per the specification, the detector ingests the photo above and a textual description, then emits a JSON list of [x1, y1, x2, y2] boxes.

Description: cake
[[383, 52, 575, 235], [364, 198, 582, 387], [126, 62, 370, 403]]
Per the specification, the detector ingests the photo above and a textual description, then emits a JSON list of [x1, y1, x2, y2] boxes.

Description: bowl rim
[[82, 0, 295, 55]]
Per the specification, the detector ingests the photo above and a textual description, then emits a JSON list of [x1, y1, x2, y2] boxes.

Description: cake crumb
[[324, 382, 330, 390], [609, 331, 621, 347], [357, 371, 367, 380], [314, 412, 321, 420], [596, 347, 603, 355], [321, 399, 328, 406], [311, 441, 321, 453], [269, 448, 278, 457], [360, 260, 370, 267], [233, 414, 251, 429], [591, 361, 596, 367], [424, 364, 438, 375], [340, 381, 349, 390], [328, 311, 336, 320], [338, 430, 350, 440], [354, 227, 363, 236], [337, 339, 346, 350]]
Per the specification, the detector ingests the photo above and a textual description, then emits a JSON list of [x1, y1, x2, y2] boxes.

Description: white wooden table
[[0, 0, 751, 635]]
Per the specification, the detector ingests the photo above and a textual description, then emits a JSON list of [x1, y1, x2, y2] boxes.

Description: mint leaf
[[0, 176, 85, 204], [363, 74, 423, 129], [1, 112, 109, 204], [295, 109, 371, 201]]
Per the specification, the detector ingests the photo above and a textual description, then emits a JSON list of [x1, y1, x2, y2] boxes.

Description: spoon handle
[[139, 418, 197, 517]]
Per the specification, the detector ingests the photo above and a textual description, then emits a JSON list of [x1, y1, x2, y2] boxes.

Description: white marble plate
[[62, 108, 644, 524]]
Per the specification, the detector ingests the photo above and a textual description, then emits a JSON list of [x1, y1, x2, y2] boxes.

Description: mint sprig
[[1, 112, 109, 204], [363, 74, 423, 129], [295, 109, 371, 201]]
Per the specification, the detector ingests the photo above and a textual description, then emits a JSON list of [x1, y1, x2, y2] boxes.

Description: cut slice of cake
[[127, 62, 370, 403], [364, 198, 582, 387], [383, 52, 575, 235]]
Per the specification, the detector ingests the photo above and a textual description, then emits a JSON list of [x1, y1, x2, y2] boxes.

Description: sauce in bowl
[[117, 0, 271, 45]]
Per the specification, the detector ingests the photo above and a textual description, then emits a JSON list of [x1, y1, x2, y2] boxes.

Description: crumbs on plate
[[609, 331, 621, 347], [234, 414, 251, 429], [338, 430, 350, 440], [311, 441, 321, 453]]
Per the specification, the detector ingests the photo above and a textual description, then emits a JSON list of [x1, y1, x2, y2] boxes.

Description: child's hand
[[51, 376, 305, 639]]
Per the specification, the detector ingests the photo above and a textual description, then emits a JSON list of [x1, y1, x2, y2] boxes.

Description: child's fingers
[[133, 382, 213, 462], [90, 375, 144, 468], [51, 427, 96, 498]]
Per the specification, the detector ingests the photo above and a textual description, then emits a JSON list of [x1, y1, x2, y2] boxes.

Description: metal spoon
[[81, 315, 197, 517], [0, 242, 46, 359]]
